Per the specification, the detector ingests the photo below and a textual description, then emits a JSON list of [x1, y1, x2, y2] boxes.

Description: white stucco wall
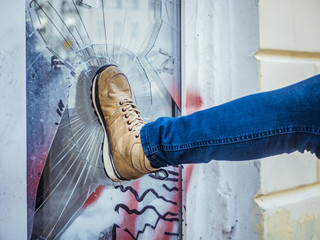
[[182, 0, 260, 239], [0, 1, 27, 239]]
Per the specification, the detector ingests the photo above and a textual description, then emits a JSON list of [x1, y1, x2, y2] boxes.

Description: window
[[27, 0, 182, 239]]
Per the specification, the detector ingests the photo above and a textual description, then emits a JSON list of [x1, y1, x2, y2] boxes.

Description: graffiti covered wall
[[26, 0, 182, 239]]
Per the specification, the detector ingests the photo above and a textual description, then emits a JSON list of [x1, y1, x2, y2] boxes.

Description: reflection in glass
[[27, 0, 181, 239]]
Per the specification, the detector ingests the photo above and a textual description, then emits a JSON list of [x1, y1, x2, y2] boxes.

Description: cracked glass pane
[[26, 0, 181, 239]]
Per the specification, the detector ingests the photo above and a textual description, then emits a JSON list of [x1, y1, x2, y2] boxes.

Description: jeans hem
[[140, 123, 169, 168], [146, 125, 320, 155]]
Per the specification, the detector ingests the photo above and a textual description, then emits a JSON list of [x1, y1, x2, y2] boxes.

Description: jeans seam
[[147, 125, 320, 154]]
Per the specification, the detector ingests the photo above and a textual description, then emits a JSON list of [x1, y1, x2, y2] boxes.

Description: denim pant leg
[[140, 75, 320, 167]]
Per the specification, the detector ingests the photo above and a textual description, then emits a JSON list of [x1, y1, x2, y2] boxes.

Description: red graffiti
[[186, 90, 203, 115], [169, 80, 181, 110], [154, 175, 180, 239], [82, 185, 106, 209], [184, 89, 203, 200], [117, 181, 140, 239]]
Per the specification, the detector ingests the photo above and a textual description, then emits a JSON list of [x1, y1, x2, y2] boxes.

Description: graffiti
[[27, 0, 182, 239], [148, 48, 175, 75], [56, 99, 65, 117], [115, 185, 177, 205], [163, 184, 179, 192], [51, 56, 64, 70], [115, 204, 178, 240], [109, 167, 181, 239]]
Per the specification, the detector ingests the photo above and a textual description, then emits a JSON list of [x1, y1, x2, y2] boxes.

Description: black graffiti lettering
[[163, 184, 179, 192], [115, 185, 177, 205], [56, 99, 65, 117], [115, 204, 179, 240], [51, 56, 64, 70]]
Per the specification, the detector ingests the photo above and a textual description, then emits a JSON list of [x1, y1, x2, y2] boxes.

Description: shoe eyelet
[[119, 102, 123, 105], [135, 135, 139, 138], [122, 108, 126, 112], [125, 114, 128, 118], [129, 127, 132, 131], [127, 121, 131, 125]]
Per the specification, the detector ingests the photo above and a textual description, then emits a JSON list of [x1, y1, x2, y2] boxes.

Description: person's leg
[[141, 75, 320, 167]]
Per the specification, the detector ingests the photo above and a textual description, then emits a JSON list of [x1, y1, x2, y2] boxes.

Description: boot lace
[[120, 97, 169, 180], [119, 98, 145, 138]]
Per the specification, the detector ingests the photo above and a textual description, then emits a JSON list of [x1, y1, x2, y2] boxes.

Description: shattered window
[[26, 0, 181, 239]]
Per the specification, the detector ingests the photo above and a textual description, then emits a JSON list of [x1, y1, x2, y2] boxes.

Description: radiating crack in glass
[[27, 0, 181, 239]]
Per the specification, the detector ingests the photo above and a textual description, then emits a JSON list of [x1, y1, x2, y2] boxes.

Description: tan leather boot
[[91, 65, 158, 181]]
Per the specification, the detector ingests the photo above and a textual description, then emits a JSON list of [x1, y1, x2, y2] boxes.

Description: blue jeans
[[140, 75, 320, 167]]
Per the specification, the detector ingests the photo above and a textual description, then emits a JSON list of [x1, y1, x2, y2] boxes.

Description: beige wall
[[255, 0, 320, 239]]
